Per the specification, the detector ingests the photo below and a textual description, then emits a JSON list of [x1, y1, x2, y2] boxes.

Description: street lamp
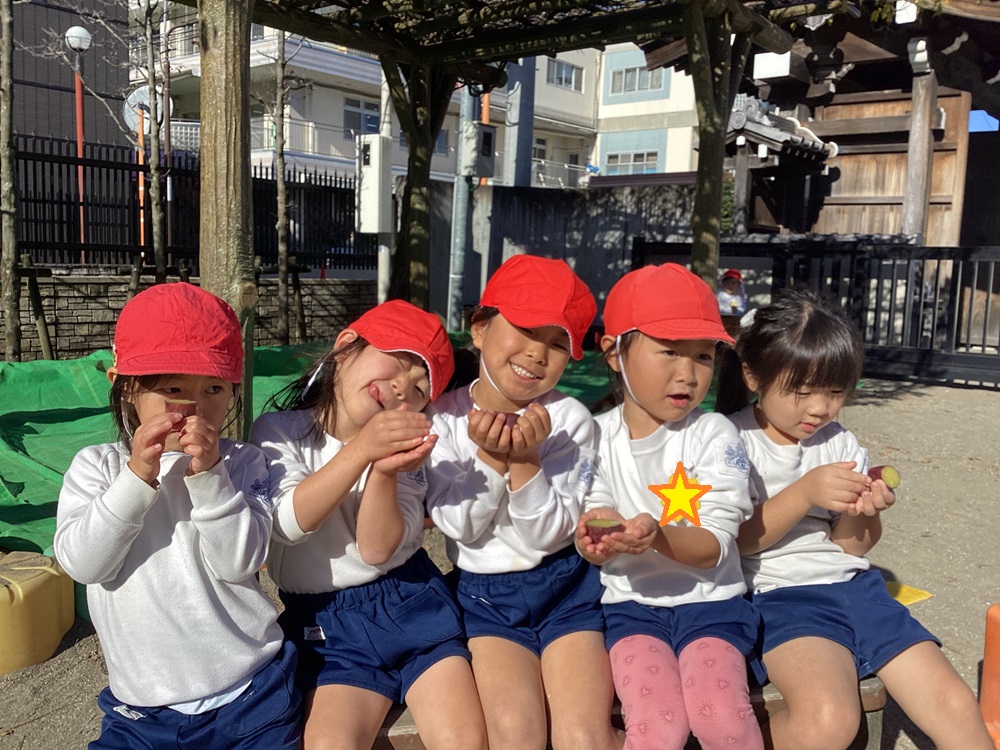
[[65, 25, 92, 249]]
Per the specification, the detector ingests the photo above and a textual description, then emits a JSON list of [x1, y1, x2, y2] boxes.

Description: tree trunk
[[0, 0, 19, 361], [199, 0, 256, 437], [685, 0, 750, 289], [274, 31, 289, 345], [142, 1, 167, 284], [383, 60, 456, 309]]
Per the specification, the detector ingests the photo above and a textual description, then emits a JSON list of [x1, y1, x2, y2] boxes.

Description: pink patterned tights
[[610, 635, 763, 750]]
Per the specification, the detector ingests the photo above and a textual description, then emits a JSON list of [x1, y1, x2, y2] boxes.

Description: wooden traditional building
[[647, 1, 1000, 246]]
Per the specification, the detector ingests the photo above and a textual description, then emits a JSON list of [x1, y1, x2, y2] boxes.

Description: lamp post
[[64, 25, 92, 250]]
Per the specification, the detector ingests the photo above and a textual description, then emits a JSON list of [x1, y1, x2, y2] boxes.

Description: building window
[[605, 151, 659, 175], [547, 59, 583, 92], [398, 129, 450, 155], [532, 138, 547, 161], [610, 67, 664, 95], [343, 98, 379, 140]]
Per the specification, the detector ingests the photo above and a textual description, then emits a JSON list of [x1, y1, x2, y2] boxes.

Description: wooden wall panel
[[801, 89, 971, 246]]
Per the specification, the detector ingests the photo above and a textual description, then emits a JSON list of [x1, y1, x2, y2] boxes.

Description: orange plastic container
[[0, 551, 75, 676], [981, 603, 1000, 748]]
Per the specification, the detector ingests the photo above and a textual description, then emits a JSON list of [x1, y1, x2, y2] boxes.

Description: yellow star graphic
[[648, 462, 711, 527]]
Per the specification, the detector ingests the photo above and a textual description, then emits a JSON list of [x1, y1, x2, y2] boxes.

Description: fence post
[[290, 256, 306, 344], [19, 254, 53, 360], [127, 255, 143, 301]]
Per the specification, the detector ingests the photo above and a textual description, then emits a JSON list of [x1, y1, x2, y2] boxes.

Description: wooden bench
[[374, 675, 887, 750]]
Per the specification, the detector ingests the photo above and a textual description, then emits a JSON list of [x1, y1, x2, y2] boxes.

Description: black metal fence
[[12, 134, 375, 273], [633, 237, 1000, 386]]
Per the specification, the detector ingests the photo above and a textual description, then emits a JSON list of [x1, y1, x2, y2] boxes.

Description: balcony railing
[[530, 158, 589, 188]]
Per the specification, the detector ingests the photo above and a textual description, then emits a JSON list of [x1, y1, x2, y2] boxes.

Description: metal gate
[[632, 238, 1000, 386]]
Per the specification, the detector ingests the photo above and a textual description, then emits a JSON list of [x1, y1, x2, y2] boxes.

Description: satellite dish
[[122, 85, 171, 134]]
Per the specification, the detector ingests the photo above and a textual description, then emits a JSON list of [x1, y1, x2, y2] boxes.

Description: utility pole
[[377, 71, 392, 304]]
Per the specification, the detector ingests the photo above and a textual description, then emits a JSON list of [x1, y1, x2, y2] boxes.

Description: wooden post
[[732, 141, 751, 236], [901, 38, 937, 240], [199, 0, 256, 438], [19, 254, 52, 360], [0, 0, 20, 362]]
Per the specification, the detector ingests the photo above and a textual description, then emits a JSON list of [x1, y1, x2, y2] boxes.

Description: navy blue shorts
[[604, 596, 766, 683], [278, 548, 469, 703], [89, 638, 301, 750], [753, 569, 939, 677], [456, 544, 605, 656]]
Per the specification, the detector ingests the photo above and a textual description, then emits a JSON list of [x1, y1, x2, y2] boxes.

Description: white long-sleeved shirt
[[250, 409, 427, 594], [729, 405, 871, 594], [424, 384, 597, 574], [54, 441, 282, 707], [587, 406, 753, 607]]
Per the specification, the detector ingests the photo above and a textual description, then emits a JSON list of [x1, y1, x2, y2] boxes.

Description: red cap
[[722, 268, 743, 283], [603, 264, 735, 344], [479, 254, 596, 360], [113, 283, 243, 382], [350, 300, 455, 401]]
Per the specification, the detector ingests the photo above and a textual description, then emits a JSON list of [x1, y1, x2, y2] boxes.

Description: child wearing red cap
[[576, 263, 764, 750], [423, 254, 620, 750], [250, 300, 488, 749], [717, 268, 747, 316], [55, 283, 301, 750]]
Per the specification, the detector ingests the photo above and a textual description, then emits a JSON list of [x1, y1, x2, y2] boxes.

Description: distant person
[[577, 263, 764, 750], [251, 301, 488, 749], [717, 288, 993, 750], [424, 255, 620, 750], [717, 268, 747, 316], [55, 283, 301, 750]]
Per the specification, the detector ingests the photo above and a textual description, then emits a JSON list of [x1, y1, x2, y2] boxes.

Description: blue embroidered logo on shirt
[[407, 467, 427, 487], [577, 457, 595, 489], [249, 477, 271, 507], [724, 444, 751, 475]]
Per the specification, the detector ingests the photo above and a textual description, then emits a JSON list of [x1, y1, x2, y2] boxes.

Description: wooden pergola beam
[[420, 8, 689, 63]]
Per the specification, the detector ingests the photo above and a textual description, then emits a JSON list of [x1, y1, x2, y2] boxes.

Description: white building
[[137, 15, 699, 185]]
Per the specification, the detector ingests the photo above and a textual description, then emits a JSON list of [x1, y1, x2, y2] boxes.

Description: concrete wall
[[2, 276, 377, 362]]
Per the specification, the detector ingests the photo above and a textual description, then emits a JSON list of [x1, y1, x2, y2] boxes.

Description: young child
[[54, 283, 301, 750], [720, 287, 992, 750], [577, 263, 764, 750], [717, 268, 747, 317], [423, 254, 620, 750], [250, 300, 488, 750]]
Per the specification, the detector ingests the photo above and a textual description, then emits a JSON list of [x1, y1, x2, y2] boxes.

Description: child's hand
[[801, 461, 871, 514], [466, 408, 512, 456], [356, 406, 432, 464], [588, 512, 659, 557], [128, 412, 183, 486], [849, 479, 896, 517], [509, 403, 552, 459], [179, 415, 222, 475], [575, 508, 627, 563], [372, 434, 438, 476]]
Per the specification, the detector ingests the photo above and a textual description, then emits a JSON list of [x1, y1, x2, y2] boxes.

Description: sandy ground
[[1, 378, 998, 749]]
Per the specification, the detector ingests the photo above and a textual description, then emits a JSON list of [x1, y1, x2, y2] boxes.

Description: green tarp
[[0, 339, 617, 555]]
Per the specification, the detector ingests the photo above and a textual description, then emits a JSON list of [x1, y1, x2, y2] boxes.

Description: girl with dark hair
[[423, 254, 620, 750], [251, 300, 488, 750], [56, 283, 301, 750], [577, 263, 763, 750], [723, 287, 991, 750]]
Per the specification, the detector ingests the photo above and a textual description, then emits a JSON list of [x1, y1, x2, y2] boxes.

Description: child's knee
[[620, 703, 691, 750], [787, 700, 861, 750], [486, 710, 547, 750]]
